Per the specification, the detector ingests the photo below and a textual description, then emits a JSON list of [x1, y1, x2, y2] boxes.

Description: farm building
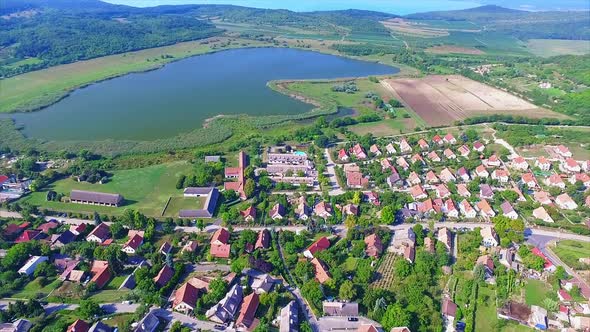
[[179, 187, 219, 218], [18, 256, 48, 275], [70, 190, 123, 207]]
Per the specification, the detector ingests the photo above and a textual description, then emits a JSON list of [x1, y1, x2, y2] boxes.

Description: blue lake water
[[6, 48, 397, 141]]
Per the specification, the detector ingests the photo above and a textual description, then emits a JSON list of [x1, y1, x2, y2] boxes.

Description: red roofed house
[[241, 206, 256, 222], [564, 158, 581, 173], [531, 247, 556, 272], [511, 156, 529, 171], [154, 265, 174, 287], [407, 171, 421, 185], [399, 139, 412, 154], [122, 233, 143, 254], [425, 171, 440, 184], [427, 151, 441, 162], [486, 155, 501, 167], [174, 282, 200, 314], [410, 154, 425, 165], [545, 174, 566, 189], [269, 203, 285, 220], [338, 149, 349, 162], [0, 175, 8, 186], [86, 223, 111, 244], [369, 144, 382, 156], [69, 223, 86, 236], [432, 134, 443, 146], [521, 173, 538, 189], [364, 234, 383, 258], [346, 171, 369, 188], [491, 169, 510, 183], [443, 133, 457, 145], [236, 292, 260, 330], [458, 145, 470, 158], [210, 228, 231, 259], [410, 185, 427, 200], [418, 139, 429, 150], [255, 229, 270, 250], [160, 241, 172, 256], [555, 193, 578, 210], [67, 319, 90, 332], [473, 141, 485, 152], [224, 167, 241, 179], [444, 199, 459, 218], [457, 183, 471, 198], [475, 165, 489, 178], [314, 201, 333, 219], [436, 184, 451, 199], [90, 260, 111, 289], [558, 289, 573, 303], [15, 229, 42, 243], [535, 157, 551, 171], [350, 144, 367, 160], [310, 258, 331, 284], [556, 145, 572, 158], [570, 173, 590, 187], [304, 237, 330, 259], [477, 200, 496, 219], [37, 220, 59, 234], [460, 200, 477, 219], [444, 148, 456, 160]]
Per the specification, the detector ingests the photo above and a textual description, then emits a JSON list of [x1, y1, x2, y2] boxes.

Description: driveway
[[323, 147, 344, 196], [152, 308, 221, 331]]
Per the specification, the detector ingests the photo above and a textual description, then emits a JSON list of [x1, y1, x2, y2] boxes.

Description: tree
[[294, 261, 314, 282], [554, 266, 568, 280], [394, 259, 412, 278], [380, 206, 395, 224], [339, 280, 357, 301], [382, 304, 411, 331], [78, 299, 103, 319], [352, 191, 362, 205], [244, 179, 256, 198]]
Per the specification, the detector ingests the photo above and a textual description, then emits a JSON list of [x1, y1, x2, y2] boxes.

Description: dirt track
[[382, 75, 564, 126]]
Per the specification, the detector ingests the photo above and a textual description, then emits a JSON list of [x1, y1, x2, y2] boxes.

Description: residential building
[[418, 139, 429, 150], [18, 256, 48, 275], [491, 169, 510, 183], [279, 301, 298, 332], [67, 320, 90, 332], [564, 158, 581, 173], [569, 173, 590, 187], [70, 190, 123, 207], [385, 143, 396, 154], [533, 207, 554, 223], [310, 258, 331, 284], [475, 165, 489, 178], [473, 141, 485, 152], [443, 133, 456, 145], [545, 174, 566, 189], [479, 184, 494, 200], [346, 171, 369, 188], [241, 206, 256, 222], [437, 228, 452, 251], [135, 312, 160, 332], [528, 306, 548, 330], [210, 228, 231, 259], [14, 230, 42, 243], [500, 201, 518, 220], [342, 203, 359, 216], [304, 237, 330, 259], [487, 155, 502, 167], [399, 139, 412, 154], [457, 167, 470, 182], [206, 284, 244, 323], [511, 156, 529, 171], [458, 145, 470, 158], [396, 157, 409, 170], [338, 149, 349, 162], [444, 199, 459, 218], [154, 265, 174, 287], [441, 299, 457, 331], [435, 184, 451, 199], [182, 241, 198, 253], [365, 234, 383, 258], [457, 183, 471, 197], [86, 223, 111, 244], [0, 319, 32, 332], [432, 135, 443, 146], [314, 201, 333, 219], [410, 185, 427, 200], [555, 193, 578, 210], [350, 144, 367, 159], [440, 168, 456, 183], [159, 242, 172, 256], [425, 171, 440, 184], [407, 172, 421, 185], [69, 223, 86, 236], [533, 191, 552, 205], [89, 322, 112, 332], [236, 293, 260, 330], [174, 282, 200, 314], [410, 154, 424, 165], [460, 200, 477, 218], [521, 173, 537, 189], [90, 260, 111, 289], [535, 157, 551, 171], [427, 151, 440, 162], [444, 148, 456, 160], [323, 301, 359, 316], [269, 203, 285, 220], [477, 200, 496, 219], [480, 227, 499, 247], [370, 144, 382, 156], [122, 233, 143, 254], [555, 145, 572, 158]]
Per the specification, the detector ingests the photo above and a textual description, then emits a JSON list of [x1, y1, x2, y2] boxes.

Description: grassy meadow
[[19, 162, 192, 217], [552, 240, 590, 269], [526, 39, 590, 57]]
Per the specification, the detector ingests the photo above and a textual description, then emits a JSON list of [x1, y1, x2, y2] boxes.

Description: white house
[[480, 227, 498, 247], [18, 256, 48, 276]]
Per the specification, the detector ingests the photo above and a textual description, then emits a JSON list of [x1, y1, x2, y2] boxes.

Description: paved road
[[0, 300, 138, 315], [0, 210, 104, 226], [323, 147, 345, 196], [189, 263, 231, 273], [152, 308, 221, 331]]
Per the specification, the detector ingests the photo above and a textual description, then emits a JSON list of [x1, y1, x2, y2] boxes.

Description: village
[[0, 128, 589, 332]]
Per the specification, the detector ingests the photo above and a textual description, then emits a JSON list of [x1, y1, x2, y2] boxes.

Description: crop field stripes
[[371, 252, 397, 290]]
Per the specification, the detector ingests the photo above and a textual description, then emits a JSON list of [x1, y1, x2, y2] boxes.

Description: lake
[[6, 48, 397, 141]]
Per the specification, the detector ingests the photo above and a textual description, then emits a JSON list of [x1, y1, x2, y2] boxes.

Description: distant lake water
[[6, 48, 397, 141]]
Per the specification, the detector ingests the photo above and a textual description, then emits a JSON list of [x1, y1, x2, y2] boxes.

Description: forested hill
[[406, 5, 590, 40], [0, 0, 223, 77]]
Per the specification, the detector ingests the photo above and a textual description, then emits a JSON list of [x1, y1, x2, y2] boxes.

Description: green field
[[0, 37, 271, 114], [162, 196, 206, 218], [11, 277, 61, 299], [552, 240, 590, 269], [525, 279, 553, 306], [20, 162, 192, 217], [527, 39, 590, 57], [88, 289, 130, 303]]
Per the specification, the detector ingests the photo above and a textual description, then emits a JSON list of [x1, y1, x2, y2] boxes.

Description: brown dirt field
[[381, 75, 568, 127], [426, 45, 485, 55]]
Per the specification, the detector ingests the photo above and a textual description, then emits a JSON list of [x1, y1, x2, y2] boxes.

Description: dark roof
[[71, 190, 123, 205], [184, 187, 214, 195], [87, 223, 111, 242], [89, 321, 112, 332], [52, 230, 76, 245], [154, 265, 174, 287]]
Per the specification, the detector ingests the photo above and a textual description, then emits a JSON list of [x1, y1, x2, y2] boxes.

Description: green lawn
[[526, 39, 590, 57], [552, 240, 590, 269], [104, 275, 127, 290], [162, 196, 206, 218], [12, 277, 61, 299], [525, 280, 553, 306], [102, 313, 135, 327], [474, 286, 533, 332], [342, 257, 358, 272], [88, 289, 130, 303], [19, 161, 192, 217]]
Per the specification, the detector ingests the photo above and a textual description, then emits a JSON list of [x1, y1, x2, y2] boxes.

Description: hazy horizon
[[103, 0, 590, 14]]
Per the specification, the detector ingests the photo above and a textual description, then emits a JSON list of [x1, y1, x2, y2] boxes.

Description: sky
[[103, 0, 590, 14]]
